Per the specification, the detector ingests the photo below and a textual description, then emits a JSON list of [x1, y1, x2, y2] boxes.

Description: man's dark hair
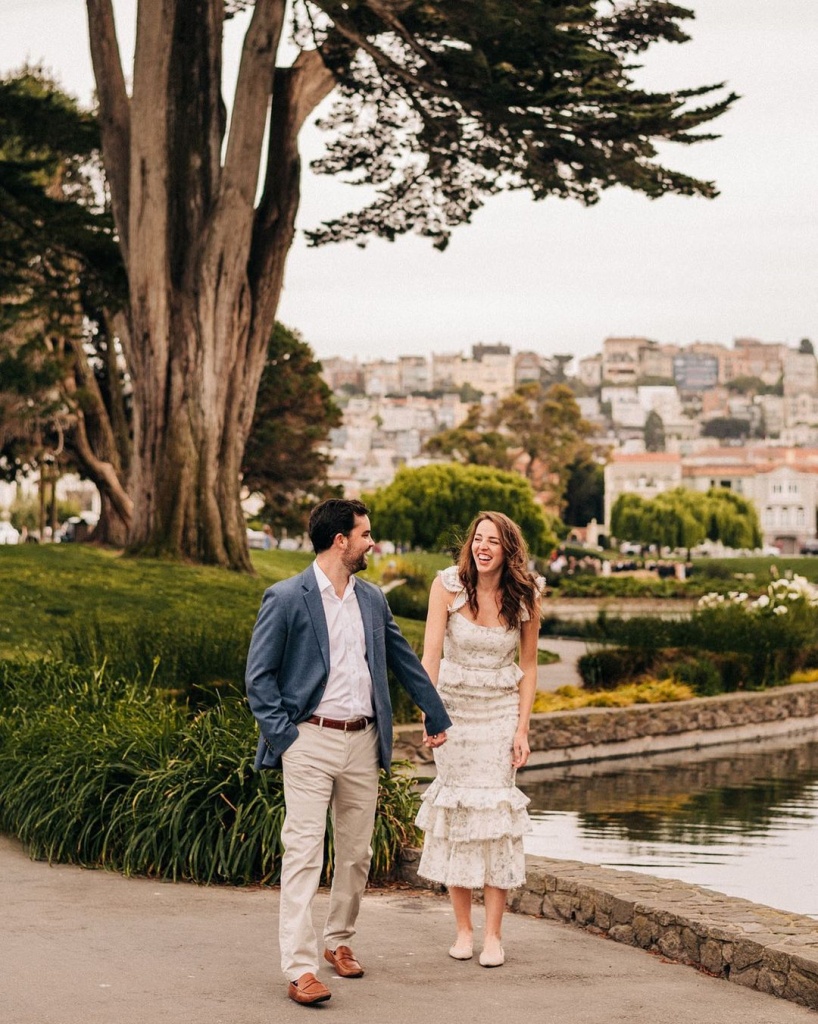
[[308, 499, 370, 554]]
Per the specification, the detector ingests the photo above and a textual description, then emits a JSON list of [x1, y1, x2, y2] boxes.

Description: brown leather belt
[[306, 715, 374, 732]]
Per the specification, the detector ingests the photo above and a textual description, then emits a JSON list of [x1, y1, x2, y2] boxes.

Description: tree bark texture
[[86, 0, 336, 568]]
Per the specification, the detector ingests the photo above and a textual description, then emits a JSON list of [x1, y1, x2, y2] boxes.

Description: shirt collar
[[313, 560, 356, 597]]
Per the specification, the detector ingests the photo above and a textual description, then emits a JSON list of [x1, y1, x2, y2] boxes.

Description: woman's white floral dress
[[416, 566, 533, 890]]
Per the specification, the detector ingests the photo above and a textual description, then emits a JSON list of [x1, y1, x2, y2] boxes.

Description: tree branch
[[222, 0, 287, 207], [246, 47, 337, 347], [327, 14, 454, 101], [85, 0, 131, 265], [289, 47, 338, 136], [64, 334, 133, 526], [237, 50, 335, 448], [127, 0, 176, 346]]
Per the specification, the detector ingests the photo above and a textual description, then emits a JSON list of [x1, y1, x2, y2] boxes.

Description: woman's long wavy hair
[[456, 511, 541, 631]]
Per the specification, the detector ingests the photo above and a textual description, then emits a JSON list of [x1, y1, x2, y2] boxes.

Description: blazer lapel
[[354, 581, 375, 670], [302, 568, 330, 673]]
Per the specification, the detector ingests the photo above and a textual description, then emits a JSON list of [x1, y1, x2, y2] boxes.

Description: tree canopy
[[242, 323, 341, 534], [563, 456, 604, 527], [644, 410, 666, 452], [611, 487, 762, 552], [702, 416, 751, 440], [5, 2, 735, 568], [303, 0, 736, 249], [423, 405, 512, 468], [0, 68, 132, 542], [425, 382, 598, 515], [365, 462, 557, 554]]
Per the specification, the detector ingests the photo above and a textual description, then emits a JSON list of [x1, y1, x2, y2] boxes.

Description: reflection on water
[[520, 735, 818, 919]]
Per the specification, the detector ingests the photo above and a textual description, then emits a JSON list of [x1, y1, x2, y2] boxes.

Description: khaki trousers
[[279, 720, 380, 981]]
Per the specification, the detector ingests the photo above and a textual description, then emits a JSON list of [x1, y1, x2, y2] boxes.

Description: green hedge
[[578, 599, 818, 694], [0, 659, 419, 884]]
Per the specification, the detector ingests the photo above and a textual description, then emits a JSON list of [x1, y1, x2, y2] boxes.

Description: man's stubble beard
[[343, 551, 368, 575]]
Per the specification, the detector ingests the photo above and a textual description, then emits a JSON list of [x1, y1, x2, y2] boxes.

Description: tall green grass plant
[[0, 659, 420, 884]]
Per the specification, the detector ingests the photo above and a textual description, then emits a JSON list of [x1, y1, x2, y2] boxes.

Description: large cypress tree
[[79, 0, 734, 567]]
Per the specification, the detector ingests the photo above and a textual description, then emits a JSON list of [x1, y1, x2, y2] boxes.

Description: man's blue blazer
[[245, 565, 452, 771]]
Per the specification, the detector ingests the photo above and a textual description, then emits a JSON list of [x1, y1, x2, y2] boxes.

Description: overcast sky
[[2, 0, 816, 363]]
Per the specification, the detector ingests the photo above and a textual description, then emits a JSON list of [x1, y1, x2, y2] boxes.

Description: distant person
[[262, 523, 275, 550], [245, 498, 451, 1006], [416, 511, 543, 968]]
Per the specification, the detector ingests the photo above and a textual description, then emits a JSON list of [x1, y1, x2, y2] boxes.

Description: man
[[246, 498, 451, 1006]]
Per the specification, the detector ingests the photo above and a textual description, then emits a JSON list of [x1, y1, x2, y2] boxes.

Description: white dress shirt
[[311, 561, 374, 720]]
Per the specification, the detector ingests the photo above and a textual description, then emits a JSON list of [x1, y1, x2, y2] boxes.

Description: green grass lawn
[[7, 545, 815, 661], [701, 556, 818, 582], [0, 545, 425, 659]]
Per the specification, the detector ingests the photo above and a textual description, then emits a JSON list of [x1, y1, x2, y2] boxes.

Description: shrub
[[790, 668, 818, 685], [0, 659, 420, 884], [581, 575, 818, 693], [532, 678, 693, 713], [663, 654, 723, 697], [539, 615, 596, 639], [577, 647, 657, 690], [707, 651, 749, 692], [798, 645, 818, 670], [385, 581, 429, 621], [697, 562, 734, 580], [555, 575, 685, 599]]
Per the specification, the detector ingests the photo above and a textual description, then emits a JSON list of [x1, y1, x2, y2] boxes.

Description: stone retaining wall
[[394, 680, 818, 770], [397, 852, 818, 1012]]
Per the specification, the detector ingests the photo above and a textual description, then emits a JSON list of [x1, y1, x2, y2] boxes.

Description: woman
[[416, 511, 543, 967]]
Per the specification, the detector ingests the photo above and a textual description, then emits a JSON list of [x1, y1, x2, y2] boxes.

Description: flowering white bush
[[697, 574, 818, 616]]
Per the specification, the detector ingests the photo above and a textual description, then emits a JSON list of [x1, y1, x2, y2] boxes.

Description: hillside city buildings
[[321, 336, 818, 552], [3, 335, 817, 552]]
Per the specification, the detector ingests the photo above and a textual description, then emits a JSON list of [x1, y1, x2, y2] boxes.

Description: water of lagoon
[[520, 734, 818, 919]]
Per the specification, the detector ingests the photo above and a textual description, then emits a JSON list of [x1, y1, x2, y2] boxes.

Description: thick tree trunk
[[87, 0, 336, 569], [127, 295, 254, 568], [93, 490, 130, 547]]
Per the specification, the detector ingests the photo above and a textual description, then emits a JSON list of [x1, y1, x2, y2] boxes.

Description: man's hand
[[423, 729, 448, 749]]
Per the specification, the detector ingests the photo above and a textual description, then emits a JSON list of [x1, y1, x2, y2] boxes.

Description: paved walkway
[[537, 637, 587, 691], [2, 835, 814, 1024]]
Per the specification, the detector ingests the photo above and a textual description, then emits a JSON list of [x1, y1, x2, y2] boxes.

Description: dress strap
[[437, 565, 468, 613]]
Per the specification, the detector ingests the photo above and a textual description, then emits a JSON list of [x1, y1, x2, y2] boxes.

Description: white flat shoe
[[479, 947, 505, 968], [448, 941, 474, 960]]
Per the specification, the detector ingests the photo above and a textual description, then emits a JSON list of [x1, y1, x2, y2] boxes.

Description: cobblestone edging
[[394, 681, 818, 770], [397, 852, 818, 1012]]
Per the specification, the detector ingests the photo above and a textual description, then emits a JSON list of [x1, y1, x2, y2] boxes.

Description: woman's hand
[[512, 729, 530, 769]]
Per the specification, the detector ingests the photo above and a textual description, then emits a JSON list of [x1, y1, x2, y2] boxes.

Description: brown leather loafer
[[288, 972, 331, 1005], [324, 945, 365, 978]]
